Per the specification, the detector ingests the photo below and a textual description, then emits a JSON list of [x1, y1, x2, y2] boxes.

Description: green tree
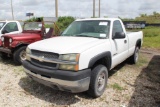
[[25, 17, 43, 22], [56, 16, 75, 31]]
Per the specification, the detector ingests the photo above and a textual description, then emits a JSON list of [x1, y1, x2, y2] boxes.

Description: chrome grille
[[31, 58, 57, 69], [30, 50, 59, 69], [31, 50, 59, 59], [4, 37, 9, 47]]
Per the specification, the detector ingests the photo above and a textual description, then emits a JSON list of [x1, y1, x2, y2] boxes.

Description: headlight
[[60, 54, 79, 61], [26, 47, 31, 54], [59, 54, 80, 71], [26, 47, 31, 61], [1, 37, 4, 41], [9, 38, 12, 43]]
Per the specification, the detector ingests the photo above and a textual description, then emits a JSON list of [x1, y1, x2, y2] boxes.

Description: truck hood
[[29, 36, 106, 54], [3, 33, 41, 39]]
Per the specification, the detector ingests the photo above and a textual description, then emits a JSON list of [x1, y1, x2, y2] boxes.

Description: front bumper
[[23, 60, 91, 93], [0, 47, 11, 54]]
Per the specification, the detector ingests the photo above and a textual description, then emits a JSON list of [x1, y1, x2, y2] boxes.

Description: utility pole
[[55, 0, 58, 18], [93, 0, 95, 17], [99, 0, 101, 17], [11, 0, 14, 20]]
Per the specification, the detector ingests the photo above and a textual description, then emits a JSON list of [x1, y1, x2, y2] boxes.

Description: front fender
[[11, 41, 29, 48], [15, 42, 29, 48], [11, 41, 29, 53], [88, 51, 112, 70]]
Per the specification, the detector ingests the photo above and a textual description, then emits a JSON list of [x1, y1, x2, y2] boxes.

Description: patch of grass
[[143, 35, 160, 49], [127, 27, 160, 49], [110, 83, 124, 91], [143, 27, 160, 49], [143, 27, 160, 37]]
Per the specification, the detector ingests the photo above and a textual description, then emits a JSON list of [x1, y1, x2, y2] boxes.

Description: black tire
[[13, 46, 27, 65], [87, 65, 108, 98], [129, 47, 139, 64], [0, 52, 9, 60]]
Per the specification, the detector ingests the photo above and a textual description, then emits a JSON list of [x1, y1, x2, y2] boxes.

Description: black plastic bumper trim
[[22, 60, 91, 81]]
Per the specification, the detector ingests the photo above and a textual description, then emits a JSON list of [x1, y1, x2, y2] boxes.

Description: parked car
[[22, 18, 143, 98], [0, 20, 60, 65], [0, 20, 23, 46]]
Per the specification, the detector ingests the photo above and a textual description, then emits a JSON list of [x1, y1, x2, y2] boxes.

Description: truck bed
[[126, 31, 142, 35]]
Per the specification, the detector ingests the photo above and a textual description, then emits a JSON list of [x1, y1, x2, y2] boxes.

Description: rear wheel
[[129, 47, 139, 64], [87, 65, 108, 98], [13, 46, 27, 65]]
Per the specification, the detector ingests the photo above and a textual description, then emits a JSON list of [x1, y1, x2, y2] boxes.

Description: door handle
[[124, 40, 127, 44]]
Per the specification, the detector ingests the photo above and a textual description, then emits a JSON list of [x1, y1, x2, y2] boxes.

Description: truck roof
[[0, 20, 21, 23], [76, 18, 120, 21]]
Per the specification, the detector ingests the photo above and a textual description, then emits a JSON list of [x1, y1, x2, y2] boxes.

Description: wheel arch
[[12, 43, 29, 53], [88, 51, 112, 70], [136, 39, 142, 49]]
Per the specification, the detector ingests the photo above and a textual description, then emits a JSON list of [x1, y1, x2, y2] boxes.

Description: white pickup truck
[[0, 20, 23, 46], [23, 18, 143, 98], [0, 20, 23, 37]]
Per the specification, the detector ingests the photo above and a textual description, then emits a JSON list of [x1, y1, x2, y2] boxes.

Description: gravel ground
[[0, 50, 160, 107]]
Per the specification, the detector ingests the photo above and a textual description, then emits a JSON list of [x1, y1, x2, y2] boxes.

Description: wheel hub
[[20, 50, 26, 61], [97, 72, 105, 91], [135, 48, 139, 62]]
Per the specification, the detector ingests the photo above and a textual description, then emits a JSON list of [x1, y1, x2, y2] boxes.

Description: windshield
[[61, 20, 110, 39], [24, 22, 42, 30], [0, 22, 6, 30]]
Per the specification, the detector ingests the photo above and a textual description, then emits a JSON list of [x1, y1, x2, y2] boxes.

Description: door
[[111, 20, 129, 68], [1, 22, 19, 35]]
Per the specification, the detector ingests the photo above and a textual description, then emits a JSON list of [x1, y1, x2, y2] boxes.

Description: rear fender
[[136, 39, 142, 49]]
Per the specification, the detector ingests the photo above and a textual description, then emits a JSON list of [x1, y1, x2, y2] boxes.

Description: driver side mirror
[[113, 32, 125, 39], [2, 29, 9, 34]]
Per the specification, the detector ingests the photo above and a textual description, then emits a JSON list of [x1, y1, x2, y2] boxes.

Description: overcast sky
[[0, 0, 160, 20]]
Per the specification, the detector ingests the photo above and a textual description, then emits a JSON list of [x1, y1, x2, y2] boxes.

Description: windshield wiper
[[75, 34, 97, 38], [61, 34, 74, 36]]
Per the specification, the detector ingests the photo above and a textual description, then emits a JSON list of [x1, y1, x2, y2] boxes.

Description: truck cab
[[0, 20, 60, 65]]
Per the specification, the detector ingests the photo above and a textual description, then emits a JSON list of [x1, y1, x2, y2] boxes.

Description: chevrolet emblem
[[38, 56, 44, 62]]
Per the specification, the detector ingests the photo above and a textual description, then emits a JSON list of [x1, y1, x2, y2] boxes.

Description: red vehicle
[[0, 20, 60, 65]]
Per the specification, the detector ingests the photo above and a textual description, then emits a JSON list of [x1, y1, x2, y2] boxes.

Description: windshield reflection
[[61, 20, 110, 39], [24, 22, 42, 30]]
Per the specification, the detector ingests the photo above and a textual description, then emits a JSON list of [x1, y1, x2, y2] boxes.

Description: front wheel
[[13, 46, 27, 65], [0, 52, 9, 60], [87, 65, 108, 98]]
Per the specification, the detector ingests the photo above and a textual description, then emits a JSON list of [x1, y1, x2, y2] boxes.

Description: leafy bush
[[25, 17, 43, 22]]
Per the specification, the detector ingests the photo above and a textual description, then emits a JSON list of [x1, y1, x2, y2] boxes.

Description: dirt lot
[[0, 49, 160, 107]]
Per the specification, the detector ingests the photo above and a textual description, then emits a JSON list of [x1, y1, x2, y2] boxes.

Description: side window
[[3, 22, 18, 33], [112, 20, 124, 37]]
